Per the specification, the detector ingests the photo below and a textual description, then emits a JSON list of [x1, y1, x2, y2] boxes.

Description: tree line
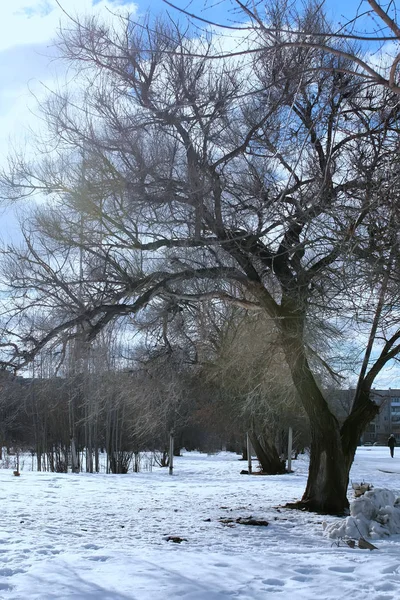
[[0, 311, 310, 473]]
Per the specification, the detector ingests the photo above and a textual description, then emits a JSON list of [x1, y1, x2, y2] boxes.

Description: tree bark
[[299, 419, 348, 514], [281, 309, 349, 513], [298, 384, 379, 514]]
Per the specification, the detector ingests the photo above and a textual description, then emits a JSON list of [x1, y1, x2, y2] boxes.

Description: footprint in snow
[[291, 575, 311, 582], [328, 566, 355, 573], [0, 583, 14, 591], [381, 565, 400, 574], [0, 567, 26, 577], [294, 567, 320, 575], [37, 548, 56, 556], [262, 578, 285, 587], [375, 582, 397, 592]]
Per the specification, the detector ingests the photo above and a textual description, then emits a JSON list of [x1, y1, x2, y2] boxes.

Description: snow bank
[[324, 488, 400, 540]]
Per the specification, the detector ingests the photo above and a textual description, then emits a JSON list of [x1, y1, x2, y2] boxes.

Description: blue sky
[[138, 0, 364, 24]]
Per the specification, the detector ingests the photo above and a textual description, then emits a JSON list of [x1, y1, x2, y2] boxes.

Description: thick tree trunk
[[302, 388, 379, 514], [299, 417, 348, 514], [249, 432, 285, 474], [281, 309, 349, 513], [279, 297, 382, 514]]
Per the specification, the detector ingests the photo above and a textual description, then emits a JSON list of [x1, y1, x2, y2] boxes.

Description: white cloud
[[0, 0, 137, 158], [0, 0, 137, 52]]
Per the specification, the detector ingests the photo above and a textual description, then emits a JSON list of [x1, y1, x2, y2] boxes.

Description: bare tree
[[1, 8, 400, 513], [165, 0, 400, 95]]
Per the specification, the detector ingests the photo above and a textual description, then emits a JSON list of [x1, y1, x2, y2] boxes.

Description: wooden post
[[169, 431, 174, 475], [287, 427, 293, 472], [247, 433, 252, 474], [71, 436, 79, 473]]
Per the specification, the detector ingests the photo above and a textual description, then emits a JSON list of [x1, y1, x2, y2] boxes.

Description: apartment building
[[361, 389, 400, 444]]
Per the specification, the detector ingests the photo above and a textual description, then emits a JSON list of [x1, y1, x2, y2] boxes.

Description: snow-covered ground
[[1, 447, 400, 599]]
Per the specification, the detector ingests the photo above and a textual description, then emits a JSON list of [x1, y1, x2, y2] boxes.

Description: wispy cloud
[[16, 1, 54, 19]]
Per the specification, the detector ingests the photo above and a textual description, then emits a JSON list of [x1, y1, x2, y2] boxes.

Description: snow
[[1, 447, 400, 599], [324, 488, 400, 540]]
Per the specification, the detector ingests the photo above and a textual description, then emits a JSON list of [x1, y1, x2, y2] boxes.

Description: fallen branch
[[219, 516, 269, 527]]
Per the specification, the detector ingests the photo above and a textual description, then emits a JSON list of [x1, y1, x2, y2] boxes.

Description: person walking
[[388, 434, 396, 458]]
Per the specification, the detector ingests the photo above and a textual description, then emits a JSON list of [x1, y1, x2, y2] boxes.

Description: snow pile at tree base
[[324, 489, 400, 539]]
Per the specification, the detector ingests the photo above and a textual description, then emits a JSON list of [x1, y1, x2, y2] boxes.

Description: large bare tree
[[1, 6, 400, 513]]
